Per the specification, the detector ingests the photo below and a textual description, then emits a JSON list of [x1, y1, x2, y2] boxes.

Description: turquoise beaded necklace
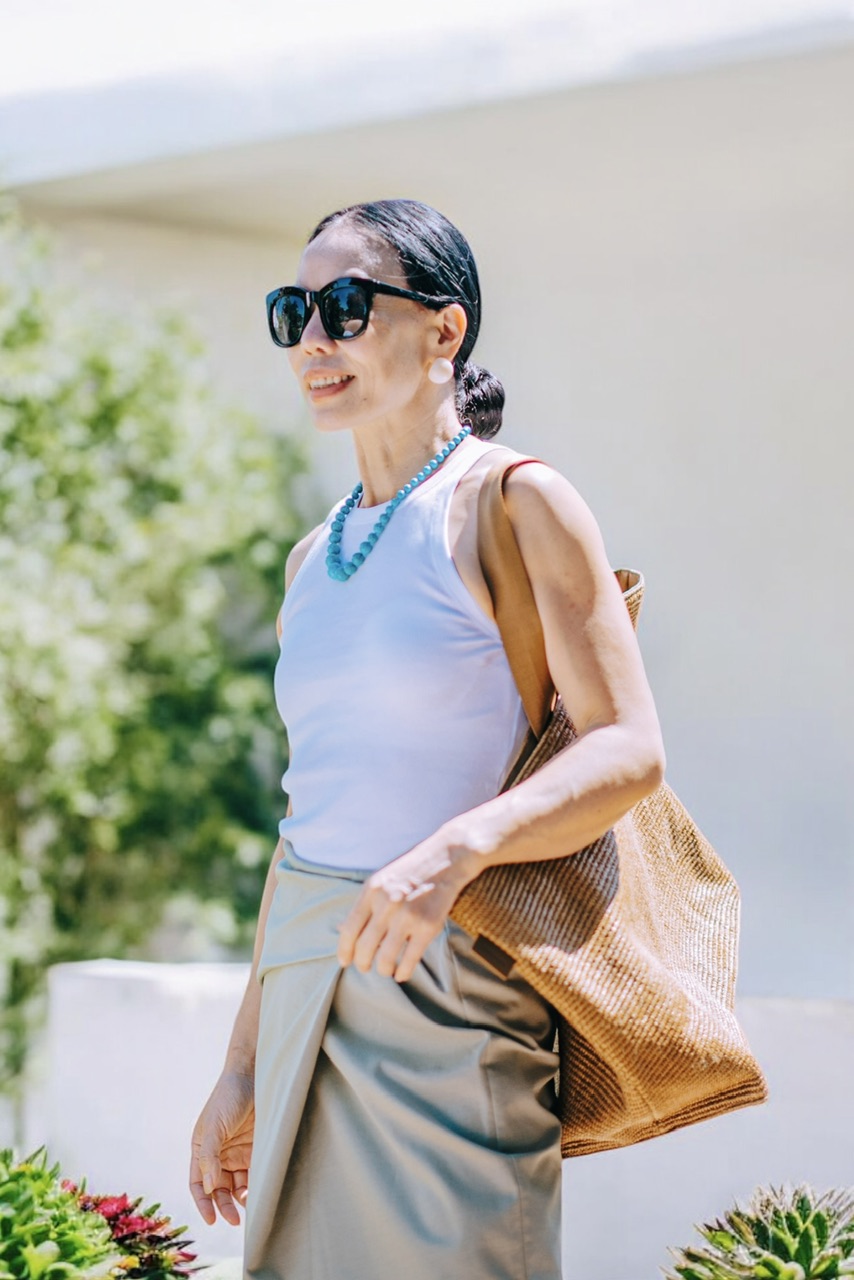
[[326, 423, 472, 581]]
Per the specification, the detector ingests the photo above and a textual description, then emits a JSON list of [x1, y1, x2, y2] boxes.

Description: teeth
[[309, 375, 352, 389]]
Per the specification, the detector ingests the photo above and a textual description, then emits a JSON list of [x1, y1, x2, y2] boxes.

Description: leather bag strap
[[476, 457, 554, 737], [477, 456, 645, 737]]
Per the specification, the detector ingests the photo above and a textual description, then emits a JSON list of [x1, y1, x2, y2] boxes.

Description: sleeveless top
[[274, 436, 529, 871]]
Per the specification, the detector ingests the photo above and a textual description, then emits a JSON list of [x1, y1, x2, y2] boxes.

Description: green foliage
[[665, 1183, 854, 1279], [0, 1147, 118, 1280], [0, 198, 309, 1106]]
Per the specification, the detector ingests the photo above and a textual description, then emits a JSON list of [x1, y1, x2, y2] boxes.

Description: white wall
[[43, 961, 250, 1265], [38, 962, 854, 1279], [477, 191, 854, 1003]]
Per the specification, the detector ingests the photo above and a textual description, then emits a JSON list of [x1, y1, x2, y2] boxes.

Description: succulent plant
[[0, 1148, 197, 1280], [664, 1183, 854, 1280], [0, 1147, 119, 1280]]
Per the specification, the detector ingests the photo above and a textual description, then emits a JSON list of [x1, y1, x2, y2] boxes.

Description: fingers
[[189, 1176, 217, 1226], [335, 888, 373, 967], [191, 1182, 243, 1227], [337, 868, 452, 979], [392, 935, 428, 984], [352, 913, 392, 973], [346, 905, 437, 982], [190, 1162, 245, 1227], [191, 1129, 246, 1227], [375, 927, 429, 983], [189, 1139, 219, 1225], [374, 928, 408, 979], [337, 884, 400, 970], [211, 1184, 243, 1227], [197, 1144, 222, 1199]]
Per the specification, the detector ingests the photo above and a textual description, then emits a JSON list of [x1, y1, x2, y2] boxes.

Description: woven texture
[[449, 458, 769, 1157]]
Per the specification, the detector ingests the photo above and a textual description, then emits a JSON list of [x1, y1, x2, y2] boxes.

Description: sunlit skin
[[189, 218, 666, 1227], [287, 223, 470, 505]]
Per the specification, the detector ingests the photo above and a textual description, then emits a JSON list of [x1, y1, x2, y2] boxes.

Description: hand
[[190, 1070, 255, 1226], [336, 829, 478, 983]]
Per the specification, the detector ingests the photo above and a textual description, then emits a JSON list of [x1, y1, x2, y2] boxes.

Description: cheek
[[368, 361, 419, 412], [369, 325, 427, 389]]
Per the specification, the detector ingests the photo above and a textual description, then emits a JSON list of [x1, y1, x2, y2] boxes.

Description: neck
[[351, 406, 470, 507]]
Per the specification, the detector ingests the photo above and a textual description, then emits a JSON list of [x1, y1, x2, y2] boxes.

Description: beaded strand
[[326, 423, 472, 581]]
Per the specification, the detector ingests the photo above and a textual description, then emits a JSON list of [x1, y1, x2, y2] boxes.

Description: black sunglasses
[[265, 276, 456, 348]]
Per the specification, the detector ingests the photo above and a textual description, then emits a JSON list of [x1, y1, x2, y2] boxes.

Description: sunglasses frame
[[265, 276, 456, 348]]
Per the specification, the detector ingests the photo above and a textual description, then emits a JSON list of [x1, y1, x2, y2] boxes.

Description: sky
[[2, 0, 849, 99], [0, 0, 575, 96]]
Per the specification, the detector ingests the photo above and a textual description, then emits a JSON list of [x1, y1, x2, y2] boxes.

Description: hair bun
[[456, 361, 504, 440]]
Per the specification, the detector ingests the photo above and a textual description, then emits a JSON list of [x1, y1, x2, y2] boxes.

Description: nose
[[299, 302, 335, 353]]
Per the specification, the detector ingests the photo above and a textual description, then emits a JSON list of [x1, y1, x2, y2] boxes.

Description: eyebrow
[[293, 272, 374, 289]]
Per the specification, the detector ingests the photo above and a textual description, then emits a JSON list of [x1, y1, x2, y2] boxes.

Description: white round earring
[[428, 357, 455, 385]]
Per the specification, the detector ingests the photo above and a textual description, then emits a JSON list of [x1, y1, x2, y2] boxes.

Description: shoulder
[[497, 459, 616, 612], [501, 458, 605, 553], [285, 521, 326, 592], [277, 521, 326, 639]]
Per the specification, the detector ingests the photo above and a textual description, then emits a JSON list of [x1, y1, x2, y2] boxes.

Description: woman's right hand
[[189, 1070, 255, 1226]]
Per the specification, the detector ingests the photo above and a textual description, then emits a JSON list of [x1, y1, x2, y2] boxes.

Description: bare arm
[[189, 833, 285, 1225], [219, 522, 324, 1072], [220, 835, 284, 1072], [447, 461, 665, 869], [190, 528, 321, 1223]]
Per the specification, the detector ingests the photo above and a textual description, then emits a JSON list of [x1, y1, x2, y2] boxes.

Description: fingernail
[[203, 1179, 212, 1195]]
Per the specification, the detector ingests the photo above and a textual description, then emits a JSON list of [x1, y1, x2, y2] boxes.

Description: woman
[[189, 199, 665, 1280]]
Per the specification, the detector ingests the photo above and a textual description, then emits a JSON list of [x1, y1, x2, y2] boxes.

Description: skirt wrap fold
[[244, 843, 562, 1280]]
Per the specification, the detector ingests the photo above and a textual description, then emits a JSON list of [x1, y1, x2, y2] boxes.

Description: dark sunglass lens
[[323, 283, 370, 339], [273, 293, 307, 346]]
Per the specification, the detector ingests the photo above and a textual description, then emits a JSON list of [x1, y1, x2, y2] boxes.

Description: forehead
[[297, 221, 405, 289]]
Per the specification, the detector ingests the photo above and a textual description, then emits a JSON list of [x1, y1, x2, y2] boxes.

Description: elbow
[[639, 732, 666, 794], [615, 720, 665, 800]]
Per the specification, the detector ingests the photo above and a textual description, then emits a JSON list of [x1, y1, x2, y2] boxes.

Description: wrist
[[222, 1061, 255, 1089], [224, 1039, 257, 1078], [443, 816, 499, 885]]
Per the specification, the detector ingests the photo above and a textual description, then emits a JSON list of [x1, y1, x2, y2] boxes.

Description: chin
[[309, 412, 357, 436]]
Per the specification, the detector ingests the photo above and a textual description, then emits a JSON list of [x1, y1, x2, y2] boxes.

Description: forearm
[[447, 722, 665, 873], [221, 835, 284, 1077]]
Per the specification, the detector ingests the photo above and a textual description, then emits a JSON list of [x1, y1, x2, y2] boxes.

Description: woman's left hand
[[335, 829, 478, 983]]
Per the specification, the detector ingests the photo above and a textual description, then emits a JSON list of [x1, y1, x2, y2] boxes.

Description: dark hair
[[307, 199, 504, 439]]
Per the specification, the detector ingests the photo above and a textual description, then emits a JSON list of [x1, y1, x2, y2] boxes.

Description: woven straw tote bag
[[449, 457, 769, 1157]]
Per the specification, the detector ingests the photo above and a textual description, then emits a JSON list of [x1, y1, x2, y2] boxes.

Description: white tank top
[[274, 436, 529, 871]]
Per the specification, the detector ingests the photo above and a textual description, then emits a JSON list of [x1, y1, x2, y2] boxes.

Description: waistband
[[280, 839, 372, 884]]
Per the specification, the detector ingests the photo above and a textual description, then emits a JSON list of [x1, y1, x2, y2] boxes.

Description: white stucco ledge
[[24, 960, 854, 1276], [41, 960, 252, 1264], [197, 1261, 241, 1280], [2, 0, 852, 190]]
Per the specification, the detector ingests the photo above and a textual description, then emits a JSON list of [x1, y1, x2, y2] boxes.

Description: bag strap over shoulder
[[476, 456, 645, 737], [477, 458, 553, 737]]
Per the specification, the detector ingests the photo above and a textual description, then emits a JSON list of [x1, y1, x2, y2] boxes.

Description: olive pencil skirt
[[243, 841, 563, 1280]]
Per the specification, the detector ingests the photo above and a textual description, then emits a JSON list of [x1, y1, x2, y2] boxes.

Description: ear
[[429, 303, 468, 364]]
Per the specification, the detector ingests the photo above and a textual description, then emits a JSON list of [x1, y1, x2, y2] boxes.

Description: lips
[[306, 373, 354, 392]]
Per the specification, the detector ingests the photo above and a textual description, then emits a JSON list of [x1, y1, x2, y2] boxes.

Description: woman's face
[[287, 222, 459, 436]]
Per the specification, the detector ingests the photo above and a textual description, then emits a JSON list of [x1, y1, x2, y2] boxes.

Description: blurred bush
[[0, 197, 308, 1121]]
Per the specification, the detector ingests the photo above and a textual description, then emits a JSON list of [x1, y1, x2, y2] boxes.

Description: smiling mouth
[[307, 374, 354, 391]]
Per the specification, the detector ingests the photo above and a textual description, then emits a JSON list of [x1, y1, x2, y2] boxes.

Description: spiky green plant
[[664, 1183, 854, 1280]]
